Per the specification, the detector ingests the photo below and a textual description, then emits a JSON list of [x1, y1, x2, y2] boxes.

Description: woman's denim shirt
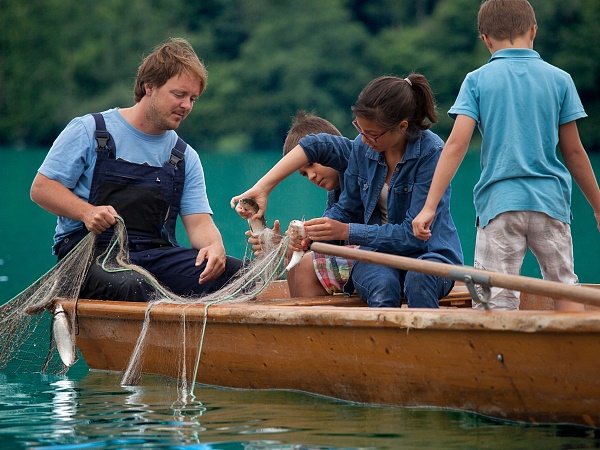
[[299, 131, 464, 266]]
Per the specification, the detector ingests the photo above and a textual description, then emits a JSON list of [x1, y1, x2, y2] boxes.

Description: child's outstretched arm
[[230, 144, 310, 220], [558, 121, 600, 232], [412, 115, 476, 240]]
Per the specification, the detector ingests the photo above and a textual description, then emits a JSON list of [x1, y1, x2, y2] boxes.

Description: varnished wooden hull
[[60, 282, 600, 427]]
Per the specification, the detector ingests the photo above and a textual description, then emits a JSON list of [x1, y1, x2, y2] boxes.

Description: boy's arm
[[230, 145, 309, 220], [558, 121, 600, 231], [412, 114, 476, 240]]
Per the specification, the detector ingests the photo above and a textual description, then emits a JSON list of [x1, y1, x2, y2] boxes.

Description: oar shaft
[[310, 242, 600, 307]]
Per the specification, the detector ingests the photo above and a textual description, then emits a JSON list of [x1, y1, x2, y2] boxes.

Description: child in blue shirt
[[412, 0, 600, 310], [232, 111, 356, 297]]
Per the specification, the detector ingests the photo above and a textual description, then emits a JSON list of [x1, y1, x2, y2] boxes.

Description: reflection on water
[[0, 369, 598, 449], [49, 379, 78, 440]]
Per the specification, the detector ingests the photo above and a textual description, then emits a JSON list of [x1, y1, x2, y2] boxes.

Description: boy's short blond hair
[[478, 0, 536, 43], [282, 111, 341, 156]]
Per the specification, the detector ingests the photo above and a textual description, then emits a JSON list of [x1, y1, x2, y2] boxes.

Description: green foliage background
[[1, 0, 598, 152]]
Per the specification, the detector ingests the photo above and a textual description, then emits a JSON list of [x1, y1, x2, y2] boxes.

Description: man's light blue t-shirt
[[449, 48, 587, 228], [38, 108, 212, 248]]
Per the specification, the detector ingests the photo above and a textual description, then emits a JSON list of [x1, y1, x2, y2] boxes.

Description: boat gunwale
[[58, 297, 600, 333]]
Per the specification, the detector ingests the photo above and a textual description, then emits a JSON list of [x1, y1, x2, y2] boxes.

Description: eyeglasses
[[352, 119, 389, 144]]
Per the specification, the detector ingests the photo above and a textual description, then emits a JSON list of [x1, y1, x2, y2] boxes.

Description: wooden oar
[[310, 242, 600, 308]]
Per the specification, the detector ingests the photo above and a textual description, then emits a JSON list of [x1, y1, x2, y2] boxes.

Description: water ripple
[[0, 370, 598, 449]]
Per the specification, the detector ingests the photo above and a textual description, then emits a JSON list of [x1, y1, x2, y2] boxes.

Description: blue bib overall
[[90, 113, 186, 249], [58, 113, 242, 301]]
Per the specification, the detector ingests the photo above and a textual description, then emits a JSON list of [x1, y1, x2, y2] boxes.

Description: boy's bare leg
[[287, 252, 328, 297], [553, 299, 585, 311]]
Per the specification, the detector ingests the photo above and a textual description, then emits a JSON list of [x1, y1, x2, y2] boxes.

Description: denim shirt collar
[[363, 131, 423, 165]]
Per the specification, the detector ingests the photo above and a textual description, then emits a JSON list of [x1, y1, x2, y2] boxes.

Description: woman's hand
[[303, 217, 349, 242], [285, 221, 310, 252]]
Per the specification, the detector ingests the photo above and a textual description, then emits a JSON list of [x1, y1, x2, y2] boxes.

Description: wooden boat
[[58, 244, 600, 428]]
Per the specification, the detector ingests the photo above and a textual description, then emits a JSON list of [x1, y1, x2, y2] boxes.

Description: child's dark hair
[[478, 0, 536, 43], [352, 74, 437, 140], [283, 110, 342, 156]]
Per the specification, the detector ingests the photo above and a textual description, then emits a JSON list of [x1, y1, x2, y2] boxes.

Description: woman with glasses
[[234, 74, 464, 308]]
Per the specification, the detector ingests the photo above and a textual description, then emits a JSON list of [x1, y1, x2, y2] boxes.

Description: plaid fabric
[[312, 246, 358, 294]]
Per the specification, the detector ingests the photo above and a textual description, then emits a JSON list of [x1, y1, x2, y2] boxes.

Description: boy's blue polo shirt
[[449, 48, 587, 228]]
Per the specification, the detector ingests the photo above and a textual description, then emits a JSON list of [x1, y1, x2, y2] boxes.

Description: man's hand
[[183, 213, 228, 284], [84, 205, 118, 234], [195, 242, 227, 284], [31, 173, 118, 234]]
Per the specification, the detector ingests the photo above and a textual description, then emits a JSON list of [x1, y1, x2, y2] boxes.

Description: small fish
[[237, 197, 267, 235], [285, 220, 306, 271], [52, 304, 76, 368]]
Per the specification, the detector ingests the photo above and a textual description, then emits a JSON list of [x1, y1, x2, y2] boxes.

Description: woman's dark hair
[[352, 74, 437, 140]]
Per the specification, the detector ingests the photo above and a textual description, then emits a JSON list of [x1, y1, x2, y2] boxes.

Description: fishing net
[[0, 232, 95, 376], [0, 215, 291, 391]]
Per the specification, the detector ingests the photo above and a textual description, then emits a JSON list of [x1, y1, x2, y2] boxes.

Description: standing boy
[[412, 0, 600, 310]]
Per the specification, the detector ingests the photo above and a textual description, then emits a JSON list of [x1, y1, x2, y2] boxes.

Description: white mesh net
[[0, 216, 290, 394]]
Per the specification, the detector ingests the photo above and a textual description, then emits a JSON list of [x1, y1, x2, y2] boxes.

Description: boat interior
[[253, 280, 600, 311]]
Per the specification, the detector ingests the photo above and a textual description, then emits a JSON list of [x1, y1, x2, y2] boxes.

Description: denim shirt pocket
[[357, 175, 370, 204], [391, 182, 413, 219]]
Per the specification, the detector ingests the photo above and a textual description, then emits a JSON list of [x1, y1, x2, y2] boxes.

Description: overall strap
[[159, 137, 187, 246], [168, 137, 187, 169], [92, 113, 116, 158]]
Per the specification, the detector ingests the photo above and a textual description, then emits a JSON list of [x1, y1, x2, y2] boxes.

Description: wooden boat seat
[[439, 284, 471, 308], [256, 280, 473, 308]]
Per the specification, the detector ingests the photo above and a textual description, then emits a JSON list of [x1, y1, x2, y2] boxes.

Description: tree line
[[1, 0, 598, 152]]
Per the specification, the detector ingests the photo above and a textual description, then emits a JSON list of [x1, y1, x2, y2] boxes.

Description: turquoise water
[[2, 148, 599, 301], [1, 148, 599, 448], [2, 366, 598, 449]]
